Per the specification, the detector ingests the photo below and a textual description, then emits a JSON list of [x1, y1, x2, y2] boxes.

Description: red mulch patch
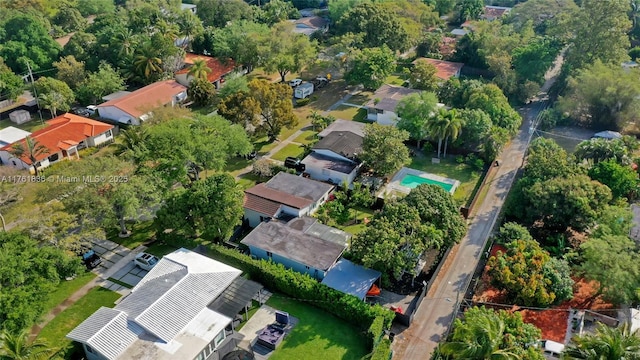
[[472, 244, 614, 343]]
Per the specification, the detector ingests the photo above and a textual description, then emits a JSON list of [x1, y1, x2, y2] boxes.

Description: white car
[[289, 78, 302, 87], [134, 252, 159, 271]]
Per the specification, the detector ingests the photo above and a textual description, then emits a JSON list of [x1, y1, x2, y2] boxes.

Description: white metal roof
[[0, 126, 31, 146], [544, 340, 565, 354], [67, 248, 242, 359]]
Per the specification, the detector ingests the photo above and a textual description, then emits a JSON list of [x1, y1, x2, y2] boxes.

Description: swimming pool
[[399, 174, 455, 192]]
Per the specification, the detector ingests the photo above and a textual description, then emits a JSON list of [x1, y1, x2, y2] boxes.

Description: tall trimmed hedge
[[209, 245, 395, 329], [371, 338, 392, 360]]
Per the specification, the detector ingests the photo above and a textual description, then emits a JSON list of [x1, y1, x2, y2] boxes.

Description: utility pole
[[25, 60, 43, 124]]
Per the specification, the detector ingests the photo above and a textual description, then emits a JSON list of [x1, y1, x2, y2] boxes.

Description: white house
[[243, 172, 334, 227], [0, 113, 114, 173], [97, 80, 187, 125], [181, 3, 197, 14], [366, 84, 422, 125], [301, 129, 363, 186], [67, 248, 264, 360]]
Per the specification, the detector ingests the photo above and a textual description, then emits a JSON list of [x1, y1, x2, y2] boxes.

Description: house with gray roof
[[301, 129, 364, 186], [243, 172, 334, 227], [241, 217, 350, 280], [67, 248, 263, 360], [317, 119, 365, 138], [366, 84, 421, 126]]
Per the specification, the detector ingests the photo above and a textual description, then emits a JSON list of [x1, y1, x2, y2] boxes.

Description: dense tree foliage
[[558, 62, 640, 131], [487, 238, 573, 306], [0, 14, 61, 73], [218, 79, 298, 141], [0, 59, 24, 101], [196, 0, 255, 28], [344, 45, 396, 90], [360, 123, 410, 176], [408, 59, 439, 91], [575, 138, 633, 165], [396, 92, 439, 148], [33, 77, 75, 115], [262, 22, 317, 83], [187, 77, 216, 106], [335, 3, 410, 52], [439, 307, 544, 360], [506, 0, 578, 34], [0, 231, 83, 332], [155, 174, 243, 242], [465, 84, 521, 135], [588, 159, 638, 199], [211, 21, 269, 73], [564, 323, 640, 359]]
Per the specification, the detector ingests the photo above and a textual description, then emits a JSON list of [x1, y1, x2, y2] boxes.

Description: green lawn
[[271, 144, 305, 162], [41, 272, 96, 319], [384, 75, 405, 86], [224, 156, 253, 177], [38, 287, 121, 359], [408, 154, 482, 205], [237, 173, 261, 189], [293, 130, 317, 145], [105, 220, 155, 249], [338, 206, 376, 235], [267, 296, 368, 360], [348, 92, 373, 106], [145, 242, 180, 257], [0, 117, 48, 132], [327, 105, 365, 122]]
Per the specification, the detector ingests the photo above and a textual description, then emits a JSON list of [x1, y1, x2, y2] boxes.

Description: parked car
[[134, 252, 159, 271], [284, 157, 306, 172], [86, 105, 98, 115], [289, 78, 302, 87], [72, 107, 92, 117], [80, 249, 102, 269]]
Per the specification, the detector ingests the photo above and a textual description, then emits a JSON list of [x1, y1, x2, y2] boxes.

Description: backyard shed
[[294, 82, 314, 99], [321, 259, 381, 300], [9, 110, 31, 125]]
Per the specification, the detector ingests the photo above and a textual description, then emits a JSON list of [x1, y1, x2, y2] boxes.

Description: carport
[[321, 259, 381, 300], [208, 277, 265, 329]]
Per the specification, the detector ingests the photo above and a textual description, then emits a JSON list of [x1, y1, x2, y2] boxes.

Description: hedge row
[[209, 245, 395, 330], [371, 338, 392, 360]]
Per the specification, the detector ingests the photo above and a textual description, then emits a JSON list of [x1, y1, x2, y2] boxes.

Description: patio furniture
[[256, 311, 290, 350]]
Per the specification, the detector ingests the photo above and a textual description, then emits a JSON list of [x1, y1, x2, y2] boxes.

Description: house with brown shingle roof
[[175, 53, 236, 88], [0, 113, 114, 173], [413, 58, 465, 81], [365, 84, 422, 126], [97, 80, 187, 125], [482, 5, 512, 21], [243, 172, 334, 227]]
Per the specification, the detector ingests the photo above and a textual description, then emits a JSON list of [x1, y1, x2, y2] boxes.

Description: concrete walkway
[[29, 244, 147, 340]]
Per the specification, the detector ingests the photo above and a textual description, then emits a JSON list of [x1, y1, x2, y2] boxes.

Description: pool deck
[[383, 167, 460, 197]]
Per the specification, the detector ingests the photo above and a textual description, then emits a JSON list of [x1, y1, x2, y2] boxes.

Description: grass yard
[[348, 92, 373, 106], [292, 130, 317, 145], [0, 117, 48, 132], [327, 106, 367, 123], [271, 144, 305, 162], [384, 74, 405, 86], [224, 156, 253, 177], [237, 173, 261, 189], [105, 220, 155, 249], [408, 154, 482, 205], [338, 206, 376, 235], [145, 242, 180, 257], [38, 287, 121, 359], [41, 272, 96, 318], [267, 296, 368, 360]]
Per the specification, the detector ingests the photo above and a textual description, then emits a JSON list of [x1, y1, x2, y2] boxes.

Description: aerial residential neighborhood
[[1, 0, 640, 360]]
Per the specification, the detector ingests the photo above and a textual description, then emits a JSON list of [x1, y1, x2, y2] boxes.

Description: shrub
[[422, 142, 434, 154], [209, 244, 395, 329], [455, 155, 465, 164], [252, 158, 274, 179], [370, 338, 392, 360], [296, 98, 310, 106]]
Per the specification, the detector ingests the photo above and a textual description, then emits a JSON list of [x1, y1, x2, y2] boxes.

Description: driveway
[[89, 238, 148, 289]]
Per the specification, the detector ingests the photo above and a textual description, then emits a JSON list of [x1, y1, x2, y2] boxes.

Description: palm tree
[[132, 42, 163, 81], [0, 328, 59, 360], [427, 109, 449, 158], [10, 136, 49, 176], [440, 313, 521, 360], [442, 108, 464, 158], [38, 92, 65, 119], [115, 126, 150, 163], [187, 58, 211, 82], [114, 28, 137, 57], [564, 322, 640, 360]]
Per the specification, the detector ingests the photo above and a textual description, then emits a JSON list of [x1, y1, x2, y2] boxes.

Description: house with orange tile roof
[[175, 53, 236, 88], [97, 80, 187, 125], [0, 113, 114, 173], [412, 58, 465, 81]]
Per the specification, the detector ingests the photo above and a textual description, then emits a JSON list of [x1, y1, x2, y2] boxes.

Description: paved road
[[392, 99, 549, 359]]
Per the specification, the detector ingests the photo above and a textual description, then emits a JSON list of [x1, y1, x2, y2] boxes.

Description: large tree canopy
[[360, 123, 410, 176], [261, 22, 317, 83], [396, 92, 439, 148], [558, 61, 640, 131], [0, 14, 62, 72], [344, 45, 396, 90]]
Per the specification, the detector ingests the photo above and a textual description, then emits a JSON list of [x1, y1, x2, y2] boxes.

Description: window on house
[[194, 351, 205, 360], [48, 153, 59, 162], [105, 129, 112, 138], [214, 329, 225, 347], [376, 108, 384, 114], [266, 251, 273, 258]]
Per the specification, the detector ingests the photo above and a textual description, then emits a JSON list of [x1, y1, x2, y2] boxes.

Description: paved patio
[[88, 237, 148, 292], [237, 305, 298, 360]]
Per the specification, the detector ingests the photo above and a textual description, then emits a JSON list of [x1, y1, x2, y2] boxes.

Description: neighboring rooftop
[[291, 16, 328, 36], [265, 172, 334, 202], [177, 53, 236, 83], [0, 113, 113, 164], [241, 218, 349, 271], [0, 126, 31, 147], [413, 58, 464, 80], [318, 119, 366, 138], [313, 131, 363, 160], [102, 90, 132, 102], [366, 84, 421, 112], [301, 152, 358, 175], [97, 80, 186, 118], [321, 259, 381, 300], [67, 248, 242, 360], [483, 5, 512, 20], [451, 28, 468, 36], [593, 130, 622, 140]]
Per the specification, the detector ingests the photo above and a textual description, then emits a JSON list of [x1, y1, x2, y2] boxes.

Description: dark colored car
[[80, 249, 102, 269], [284, 157, 305, 172]]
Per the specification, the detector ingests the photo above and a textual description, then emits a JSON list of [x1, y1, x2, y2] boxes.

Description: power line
[[465, 299, 630, 313]]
